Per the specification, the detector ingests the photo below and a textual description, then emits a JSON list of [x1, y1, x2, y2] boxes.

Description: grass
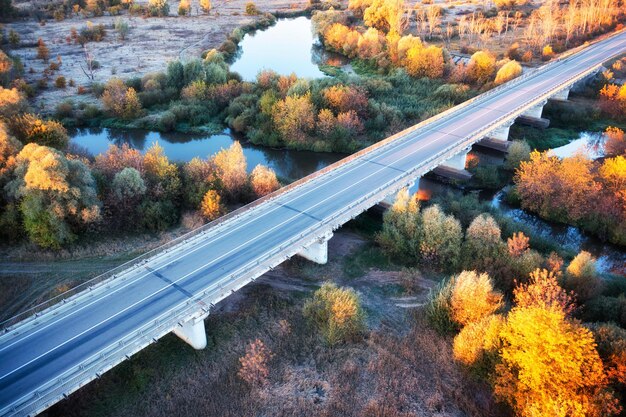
[[342, 243, 392, 279]]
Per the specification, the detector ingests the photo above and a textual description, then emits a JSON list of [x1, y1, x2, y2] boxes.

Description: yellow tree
[[450, 270, 503, 327], [212, 142, 247, 199], [494, 60, 522, 85], [200, 189, 222, 220], [250, 164, 279, 198], [200, 0, 211, 13], [495, 306, 619, 417]]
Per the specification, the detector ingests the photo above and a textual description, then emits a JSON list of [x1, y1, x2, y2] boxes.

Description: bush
[[200, 189, 223, 220], [563, 251, 603, 302], [55, 76, 66, 89], [245, 1, 258, 15], [303, 282, 365, 346], [8, 114, 69, 149], [450, 271, 503, 327], [426, 278, 456, 334], [453, 314, 504, 374]]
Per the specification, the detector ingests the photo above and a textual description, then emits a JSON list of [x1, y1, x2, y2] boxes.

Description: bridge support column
[[551, 87, 571, 102], [442, 149, 470, 171], [517, 100, 550, 128], [298, 231, 333, 264], [173, 318, 207, 350]]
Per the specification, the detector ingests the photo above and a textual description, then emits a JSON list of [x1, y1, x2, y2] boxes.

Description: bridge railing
[[1, 28, 622, 333]]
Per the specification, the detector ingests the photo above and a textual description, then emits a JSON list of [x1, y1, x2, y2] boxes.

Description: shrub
[[466, 50, 496, 84], [426, 278, 456, 334], [462, 213, 507, 273], [55, 76, 66, 89], [212, 142, 247, 200], [504, 140, 530, 170], [8, 114, 69, 149], [589, 323, 626, 388], [238, 339, 272, 386], [418, 204, 462, 271], [494, 60, 522, 85], [303, 282, 365, 346], [245, 1, 258, 15], [453, 314, 504, 373], [250, 164, 279, 198], [513, 269, 576, 315], [200, 189, 223, 221], [450, 271, 503, 327], [200, 0, 211, 13], [563, 251, 603, 302], [376, 188, 421, 260]]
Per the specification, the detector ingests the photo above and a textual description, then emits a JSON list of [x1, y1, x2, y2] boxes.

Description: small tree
[[563, 251, 603, 302], [453, 314, 504, 372], [212, 142, 247, 199], [303, 282, 365, 346], [494, 60, 522, 85], [250, 164, 279, 198], [114, 18, 130, 41], [376, 188, 421, 260], [200, 189, 222, 220], [504, 140, 530, 170], [450, 270, 503, 327], [418, 204, 462, 270], [200, 0, 211, 13], [178, 0, 190, 15], [604, 126, 626, 157], [238, 339, 272, 386], [36, 38, 49, 62], [514, 268, 576, 315], [507, 231, 529, 257], [245, 1, 258, 15]]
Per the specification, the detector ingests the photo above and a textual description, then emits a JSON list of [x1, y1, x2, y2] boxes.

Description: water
[[69, 127, 344, 180], [230, 17, 341, 81], [548, 131, 605, 159]]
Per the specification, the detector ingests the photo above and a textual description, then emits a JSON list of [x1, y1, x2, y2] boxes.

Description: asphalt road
[[1, 31, 625, 416]]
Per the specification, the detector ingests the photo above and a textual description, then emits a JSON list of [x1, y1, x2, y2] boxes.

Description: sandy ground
[[6, 0, 310, 111]]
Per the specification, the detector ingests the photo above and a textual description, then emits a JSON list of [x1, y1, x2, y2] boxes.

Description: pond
[[230, 16, 344, 81], [69, 127, 344, 181]]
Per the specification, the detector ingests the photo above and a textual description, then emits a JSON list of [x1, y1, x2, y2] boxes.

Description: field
[[6, 0, 310, 111]]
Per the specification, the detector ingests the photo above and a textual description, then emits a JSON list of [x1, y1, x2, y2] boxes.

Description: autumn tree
[[178, 0, 190, 15], [303, 282, 365, 346], [109, 167, 146, 226], [36, 38, 49, 62], [101, 78, 143, 119], [462, 213, 507, 273], [604, 126, 626, 157], [450, 270, 504, 327], [599, 84, 626, 119], [212, 142, 247, 199], [363, 0, 407, 34], [271, 93, 315, 144], [494, 60, 522, 85], [403, 44, 445, 79], [7, 114, 68, 149], [182, 157, 216, 207], [250, 164, 279, 198], [7, 143, 101, 248], [148, 0, 169, 16], [495, 306, 619, 417], [418, 204, 462, 270], [238, 339, 272, 386], [504, 140, 530, 170], [0, 123, 21, 180], [0, 87, 27, 118], [590, 323, 626, 389], [376, 188, 420, 260], [94, 144, 144, 179], [453, 314, 504, 372], [200, 0, 211, 13], [562, 251, 603, 302], [513, 268, 576, 316], [466, 50, 496, 84], [507, 231, 529, 257], [200, 189, 223, 220], [143, 142, 181, 201]]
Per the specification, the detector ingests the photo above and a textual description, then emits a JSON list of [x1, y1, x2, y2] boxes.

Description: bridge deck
[[1, 30, 624, 417]]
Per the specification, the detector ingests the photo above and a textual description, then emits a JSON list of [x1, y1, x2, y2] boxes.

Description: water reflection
[[69, 127, 344, 181], [230, 17, 344, 81], [548, 131, 605, 159]]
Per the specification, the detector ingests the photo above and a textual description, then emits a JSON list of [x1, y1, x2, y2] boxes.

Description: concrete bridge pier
[[516, 100, 550, 128], [297, 231, 333, 264], [173, 317, 207, 350], [476, 121, 514, 152], [431, 148, 473, 181], [550, 86, 571, 102], [442, 149, 470, 171]]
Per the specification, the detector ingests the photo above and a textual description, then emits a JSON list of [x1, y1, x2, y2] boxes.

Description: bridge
[[1, 30, 624, 417]]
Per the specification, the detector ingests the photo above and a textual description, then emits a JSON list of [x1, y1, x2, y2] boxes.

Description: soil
[[6, 0, 311, 112]]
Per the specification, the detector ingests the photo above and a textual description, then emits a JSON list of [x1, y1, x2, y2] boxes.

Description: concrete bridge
[[1, 30, 624, 417]]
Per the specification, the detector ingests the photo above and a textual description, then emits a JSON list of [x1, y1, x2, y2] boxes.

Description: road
[[1, 31, 625, 416]]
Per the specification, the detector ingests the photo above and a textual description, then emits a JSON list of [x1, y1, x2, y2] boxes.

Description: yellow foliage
[[467, 50, 496, 84], [494, 60, 522, 85], [200, 189, 222, 220], [453, 314, 503, 366], [450, 271, 503, 327], [250, 164, 279, 198], [495, 306, 619, 417]]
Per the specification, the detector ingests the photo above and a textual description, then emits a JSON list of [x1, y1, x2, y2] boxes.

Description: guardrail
[[4, 28, 625, 417], [1, 28, 623, 334]]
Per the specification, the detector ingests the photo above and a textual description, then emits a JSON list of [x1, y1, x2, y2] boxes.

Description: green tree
[[7, 143, 101, 248], [418, 204, 462, 270], [462, 213, 507, 273], [376, 188, 421, 260]]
